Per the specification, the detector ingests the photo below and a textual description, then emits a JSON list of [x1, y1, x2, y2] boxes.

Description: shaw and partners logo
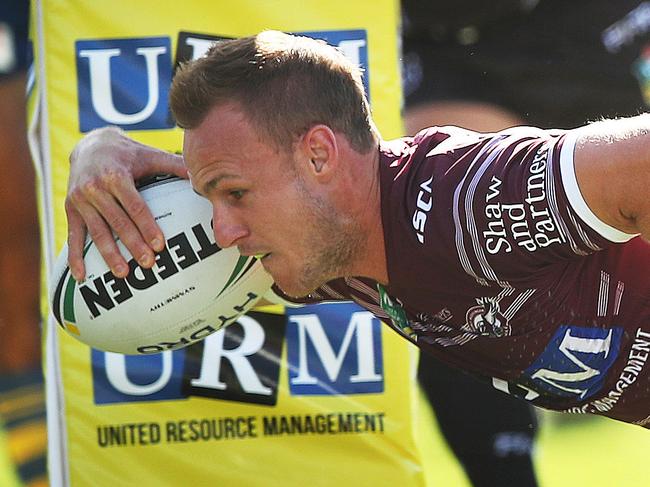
[[75, 30, 369, 132], [92, 303, 384, 406]]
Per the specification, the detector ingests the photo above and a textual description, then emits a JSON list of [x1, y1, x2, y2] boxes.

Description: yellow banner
[[32, 1, 429, 485]]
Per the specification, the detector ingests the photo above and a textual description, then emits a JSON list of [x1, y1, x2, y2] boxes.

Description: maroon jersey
[[278, 126, 650, 426]]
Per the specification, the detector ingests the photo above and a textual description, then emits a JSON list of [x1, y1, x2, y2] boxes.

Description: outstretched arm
[[572, 114, 650, 240], [66, 127, 188, 280]]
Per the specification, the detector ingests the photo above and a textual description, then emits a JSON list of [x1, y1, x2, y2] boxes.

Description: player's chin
[[273, 281, 308, 299], [263, 257, 322, 298], [272, 274, 319, 300]]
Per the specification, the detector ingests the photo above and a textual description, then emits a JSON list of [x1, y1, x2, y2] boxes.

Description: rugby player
[[66, 30, 650, 428]]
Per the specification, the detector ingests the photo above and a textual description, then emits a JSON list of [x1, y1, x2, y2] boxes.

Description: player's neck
[[345, 147, 389, 285]]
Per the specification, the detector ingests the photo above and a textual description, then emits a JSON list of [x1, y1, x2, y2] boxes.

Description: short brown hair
[[169, 30, 378, 153]]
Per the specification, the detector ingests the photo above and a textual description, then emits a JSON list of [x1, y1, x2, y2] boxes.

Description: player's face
[[183, 103, 361, 297]]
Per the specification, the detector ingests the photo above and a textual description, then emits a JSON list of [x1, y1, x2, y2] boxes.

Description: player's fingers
[[68, 182, 134, 277], [69, 197, 129, 278], [89, 190, 155, 272], [65, 205, 88, 281], [134, 151, 188, 180], [80, 207, 129, 278], [113, 179, 165, 253]]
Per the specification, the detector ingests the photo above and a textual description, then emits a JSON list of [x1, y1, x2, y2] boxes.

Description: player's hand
[[65, 126, 188, 281]]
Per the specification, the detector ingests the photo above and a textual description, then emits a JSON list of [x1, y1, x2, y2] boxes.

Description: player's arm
[[571, 114, 650, 240], [66, 127, 188, 280]]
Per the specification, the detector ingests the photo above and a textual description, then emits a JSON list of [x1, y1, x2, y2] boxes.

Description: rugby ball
[[49, 176, 273, 355]]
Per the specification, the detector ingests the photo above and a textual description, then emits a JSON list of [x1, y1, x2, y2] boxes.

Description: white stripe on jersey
[[453, 135, 510, 287], [614, 281, 625, 317], [344, 278, 390, 320], [544, 145, 568, 244], [503, 288, 536, 321], [559, 131, 639, 243], [435, 333, 477, 347], [544, 144, 586, 256], [598, 270, 611, 317], [464, 138, 513, 288], [566, 210, 603, 253], [319, 283, 347, 300], [496, 286, 515, 301], [345, 277, 380, 300], [350, 296, 389, 321]]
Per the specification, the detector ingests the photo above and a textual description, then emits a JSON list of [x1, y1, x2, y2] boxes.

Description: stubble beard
[[289, 181, 366, 298]]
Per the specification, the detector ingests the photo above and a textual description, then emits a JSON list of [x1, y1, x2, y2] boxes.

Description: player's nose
[[212, 205, 248, 249]]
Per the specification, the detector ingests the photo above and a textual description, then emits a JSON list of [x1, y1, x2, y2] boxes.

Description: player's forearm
[[572, 113, 650, 241]]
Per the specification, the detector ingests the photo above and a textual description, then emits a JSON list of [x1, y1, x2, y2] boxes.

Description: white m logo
[[289, 310, 382, 385]]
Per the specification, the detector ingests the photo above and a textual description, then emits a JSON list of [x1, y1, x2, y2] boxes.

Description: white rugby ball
[[49, 176, 273, 355]]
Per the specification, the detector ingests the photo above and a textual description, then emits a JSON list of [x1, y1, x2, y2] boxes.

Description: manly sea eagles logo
[[465, 297, 511, 338]]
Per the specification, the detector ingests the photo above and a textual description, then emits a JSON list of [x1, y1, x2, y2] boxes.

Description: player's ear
[[300, 125, 338, 179]]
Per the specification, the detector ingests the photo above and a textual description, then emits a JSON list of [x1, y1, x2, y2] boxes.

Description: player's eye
[[229, 189, 246, 200]]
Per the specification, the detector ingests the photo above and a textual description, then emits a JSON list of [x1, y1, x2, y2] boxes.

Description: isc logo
[[412, 176, 433, 244], [75, 37, 174, 132], [92, 303, 384, 405]]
